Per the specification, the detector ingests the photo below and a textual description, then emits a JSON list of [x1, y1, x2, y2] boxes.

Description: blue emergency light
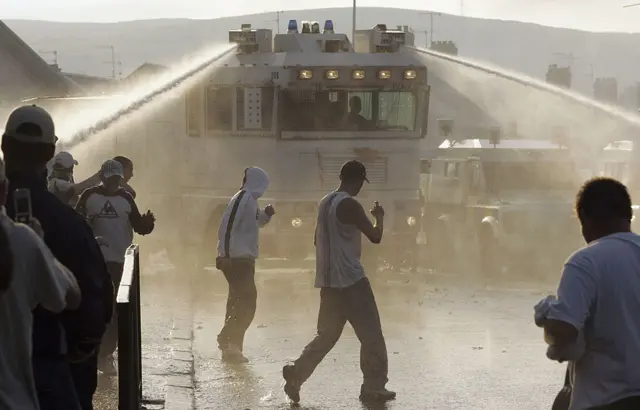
[[324, 20, 334, 33], [288, 20, 298, 33]]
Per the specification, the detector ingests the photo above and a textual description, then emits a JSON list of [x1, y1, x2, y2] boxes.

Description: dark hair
[[1, 134, 55, 167], [113, 156, 133, 169], [0, 223, 13, 291], [575, 177, 633, 222]]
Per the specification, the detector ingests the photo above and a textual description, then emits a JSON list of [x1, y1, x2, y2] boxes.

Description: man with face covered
[[216, 166, 275, 363], [75, 159, 155, 375], [47, 151, 101, 207]]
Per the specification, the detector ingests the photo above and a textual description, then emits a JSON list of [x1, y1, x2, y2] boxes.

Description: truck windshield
[[280, 89, 417, 132], [482, 161, 578, 192]]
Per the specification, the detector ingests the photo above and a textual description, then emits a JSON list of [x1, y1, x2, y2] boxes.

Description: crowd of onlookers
[[0, 104, 155, 410]]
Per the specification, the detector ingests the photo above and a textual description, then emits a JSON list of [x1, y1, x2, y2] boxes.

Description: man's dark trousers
[[33, 357, 82, 410], [217, 259, 257, 351], [100, 262, 125, 359], [590, 397, 640, 410], [69, 353, 99, 410], [290, 277, 388, 390]]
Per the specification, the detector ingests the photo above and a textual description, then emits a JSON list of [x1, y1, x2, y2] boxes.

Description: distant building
[[121, 63, 168, 89], [545, 64, 571, 89], [430, 41, 458, 56], [593, 77, 618, 104], [0, 20, 82, 111]]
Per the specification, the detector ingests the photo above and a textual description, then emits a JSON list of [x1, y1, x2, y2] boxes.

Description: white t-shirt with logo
[[0, 209, 71, 410], [76, 186, 149, 263]]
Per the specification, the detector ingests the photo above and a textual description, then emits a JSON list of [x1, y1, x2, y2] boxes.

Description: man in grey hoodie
[[216, 167, 275, 363]]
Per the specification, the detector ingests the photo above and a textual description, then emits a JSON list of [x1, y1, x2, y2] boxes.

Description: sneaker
[[282, 364, 301, 404], [98, 355, 117, 376], [359, 386, 396, 402], [221, 345, 249, 363]]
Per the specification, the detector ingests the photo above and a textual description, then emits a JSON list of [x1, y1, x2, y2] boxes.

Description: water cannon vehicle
[[26, 19, 431, 273]]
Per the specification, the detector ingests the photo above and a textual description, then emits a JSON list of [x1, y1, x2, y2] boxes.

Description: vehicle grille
[[320, 156, 388, 185]]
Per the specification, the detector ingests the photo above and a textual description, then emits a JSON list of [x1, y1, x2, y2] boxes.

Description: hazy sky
[[2, 0, 640, 32]]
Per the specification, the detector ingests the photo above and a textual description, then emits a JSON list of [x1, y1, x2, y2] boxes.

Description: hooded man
[[216, 166, 274, 363]]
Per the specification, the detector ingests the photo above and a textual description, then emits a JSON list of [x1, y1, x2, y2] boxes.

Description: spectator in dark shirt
[[2, 105, 113, 410]]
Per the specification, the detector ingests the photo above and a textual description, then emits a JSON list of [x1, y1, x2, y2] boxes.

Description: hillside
[[5, 8, 640, 98]]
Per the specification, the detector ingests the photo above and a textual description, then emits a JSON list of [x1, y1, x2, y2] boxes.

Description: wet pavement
[[191, 266, 567, 410], [94, 262, 190, 410]]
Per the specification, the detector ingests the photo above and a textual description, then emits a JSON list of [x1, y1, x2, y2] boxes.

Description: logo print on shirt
[[99, 200, 119, 219]]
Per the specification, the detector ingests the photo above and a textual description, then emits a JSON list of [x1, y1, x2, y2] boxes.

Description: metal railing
[[117, 244, 142, 410]]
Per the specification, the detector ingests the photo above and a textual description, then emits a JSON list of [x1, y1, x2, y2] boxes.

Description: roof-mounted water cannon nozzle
[[311, 21, 320, 33], [241, 23, 251, 31], [302, 21, 311, 33], [288, 19, 299, 33], [375, 24, 388, 31], [323, 20, 334, 33]]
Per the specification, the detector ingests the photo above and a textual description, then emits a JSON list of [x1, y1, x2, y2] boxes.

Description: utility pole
[[352, 0, 356, 44], [416, 30, 429, 47], [419, 11, 442, 47], [460, 0, 464, 16], [265, 11, 284, 34]]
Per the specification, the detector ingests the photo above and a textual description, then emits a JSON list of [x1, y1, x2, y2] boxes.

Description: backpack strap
[[224, 191, 246, 258]]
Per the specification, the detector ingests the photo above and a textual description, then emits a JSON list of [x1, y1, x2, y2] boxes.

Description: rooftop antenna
[[38, 50, 58, 66], [97, 45, 116, 79]]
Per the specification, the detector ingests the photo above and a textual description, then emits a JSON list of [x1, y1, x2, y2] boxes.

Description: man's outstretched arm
[[336, 198, 383, 244]]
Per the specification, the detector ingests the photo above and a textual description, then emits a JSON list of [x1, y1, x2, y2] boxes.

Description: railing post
[[117, 244, 142, 410]]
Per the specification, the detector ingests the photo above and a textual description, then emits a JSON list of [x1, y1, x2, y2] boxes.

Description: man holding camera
[[282, 160, 395, 405], [216, 166, 274, 364], [2, 105, 113, 410]]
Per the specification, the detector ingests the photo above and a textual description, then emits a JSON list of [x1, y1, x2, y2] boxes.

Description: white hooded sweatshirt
[[216, 167, 271, 260]]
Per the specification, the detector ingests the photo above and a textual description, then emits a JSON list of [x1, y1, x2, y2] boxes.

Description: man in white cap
[[75, 159, 156, 375], [47, 151, 101, 206], [2, 104, 113, 410]]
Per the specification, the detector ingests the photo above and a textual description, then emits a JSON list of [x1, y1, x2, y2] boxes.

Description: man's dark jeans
[[590, 396, 640, 410], [99, 262, 124, 359], [33, 357, 82, 410], [217, 259, 257, 351], [69, 353, 98, 410], [290, 277, 389, 390]]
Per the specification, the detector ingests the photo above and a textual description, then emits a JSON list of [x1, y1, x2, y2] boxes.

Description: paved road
[[191, 266, 566, 409], [94, 262, 190, 410]]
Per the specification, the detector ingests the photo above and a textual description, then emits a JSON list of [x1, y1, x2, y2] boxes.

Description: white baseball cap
[[100, 159, 124, 179], [52, 151, 78, 169], [3, 105, 58, 145]]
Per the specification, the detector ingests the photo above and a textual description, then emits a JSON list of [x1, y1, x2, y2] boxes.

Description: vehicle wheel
[[478, 223, 501, 277]]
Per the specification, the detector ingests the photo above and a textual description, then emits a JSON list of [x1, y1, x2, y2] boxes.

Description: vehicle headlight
[[291, 217, 303, 228], [298, 69, 313, 80], [406, 216, 417, 226], [404, 69, 417, 80], [325, 69, 339, 80]]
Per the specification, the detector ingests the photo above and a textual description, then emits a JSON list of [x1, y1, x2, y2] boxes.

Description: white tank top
[[314, 191, 365, 289]]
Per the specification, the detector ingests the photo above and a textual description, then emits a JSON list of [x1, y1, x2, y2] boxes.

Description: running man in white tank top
[[282, 160, 395, 405]]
